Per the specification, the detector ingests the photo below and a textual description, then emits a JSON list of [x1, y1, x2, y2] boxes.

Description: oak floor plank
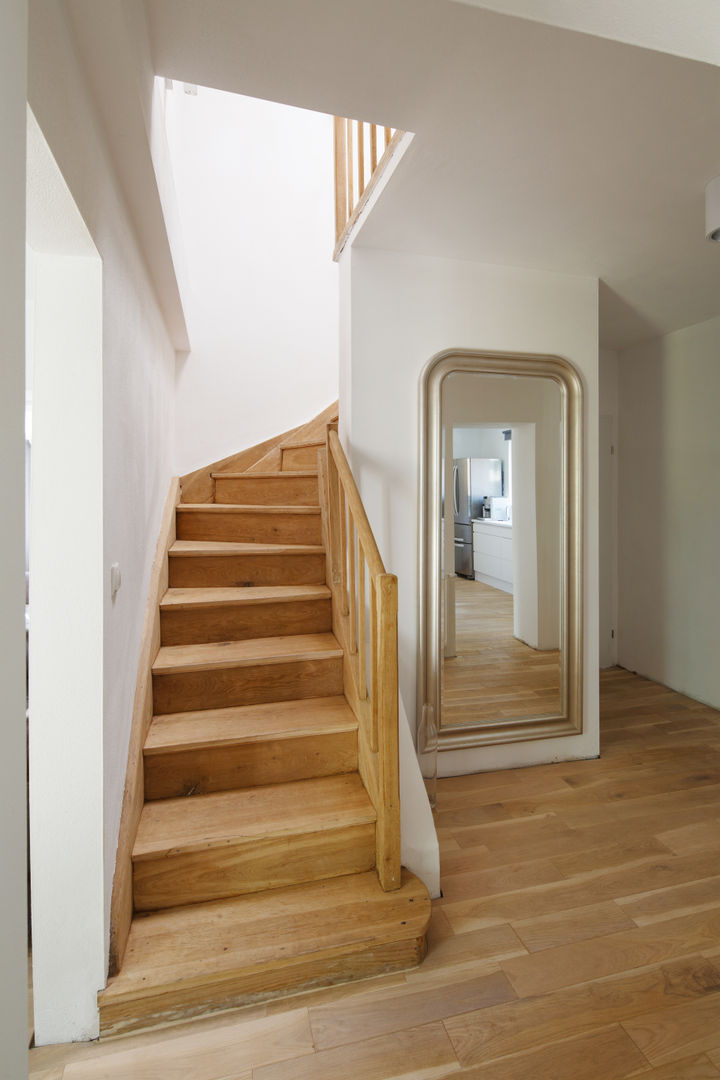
[[511, 900, 636, 953], [404, 921, 526, 979], [61, 1009, 312, 1079], [443, 956, 720, 1069], [253, 1022, 461, 1080], [617, 876, 720, 925], [501, 908, 720, 998], [623, 1055, 720, 1079], [308, 968, 515, 1050], [656, 819, 720, 856], [622, 992, 720, 1065], [439, 856, 566, 903], [441, 1024, 647, 1080], [442, 851, 720, 934]]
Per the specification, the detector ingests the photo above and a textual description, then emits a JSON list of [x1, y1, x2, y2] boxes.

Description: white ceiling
[[450, 0, 720, 67], [144, 0, 720, 349]]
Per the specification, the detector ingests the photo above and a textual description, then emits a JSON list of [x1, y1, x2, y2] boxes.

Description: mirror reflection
[[440, 371, 563, 729]]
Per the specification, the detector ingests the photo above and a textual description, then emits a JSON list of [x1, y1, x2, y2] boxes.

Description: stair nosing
[[169, 541, 325, 557], [211, 471, 318, 479], [160, 585, 331, 610], [177, 504, 321, 515], [152, 633, 342, 675]]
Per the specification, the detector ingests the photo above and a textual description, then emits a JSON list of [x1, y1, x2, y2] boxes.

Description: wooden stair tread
[[145, 696, 356, 754], [160, 585, 330, 609], [101, 869, 429, 1005], [177, 503, 321, 515], [280, 440, 324, 450], [153, 633, 342, 675], [211, 471, 318, 479], [170, 540, 324, 556], [133, 774, 375, 860]]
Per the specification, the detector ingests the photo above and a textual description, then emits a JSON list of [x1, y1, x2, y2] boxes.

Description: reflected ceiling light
[[706, 176, 720, 241]]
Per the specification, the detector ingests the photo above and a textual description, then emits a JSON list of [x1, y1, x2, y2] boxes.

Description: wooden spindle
[[357, 120, 365, 198], [333, 117, 347, 242], [327, 444, 343, 588], [357, 542, 367, 700], [348, 518, 357, 654], [370, 578, 379, 752], [384, 126, 391, 150], [339, 486, 348, 615], [375, 573, 401, 890], [370, 125, 378, 173], [346, 118, 354, 221]]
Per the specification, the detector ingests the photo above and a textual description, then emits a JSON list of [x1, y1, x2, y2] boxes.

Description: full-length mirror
[[419, 350, 583, 752]]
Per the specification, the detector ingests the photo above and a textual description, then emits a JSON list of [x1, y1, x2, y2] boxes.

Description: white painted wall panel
[[164, 86, 339, 473], [0, 1, 29, 1075], [618, 316, 720, 707], [344, 247, 599, 776]]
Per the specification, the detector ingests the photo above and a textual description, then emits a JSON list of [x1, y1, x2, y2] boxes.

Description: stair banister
[[333, 117, 405, 261], [320, 424, 401, 890]]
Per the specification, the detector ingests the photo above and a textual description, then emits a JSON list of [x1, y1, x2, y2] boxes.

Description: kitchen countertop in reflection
[[471, 518, 512, 527]]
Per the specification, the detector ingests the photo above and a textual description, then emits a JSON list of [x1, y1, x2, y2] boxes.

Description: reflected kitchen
[[441, 371, 563, 730]]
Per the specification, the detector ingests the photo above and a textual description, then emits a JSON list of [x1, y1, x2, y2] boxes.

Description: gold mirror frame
[[418, 349, 583, 751]]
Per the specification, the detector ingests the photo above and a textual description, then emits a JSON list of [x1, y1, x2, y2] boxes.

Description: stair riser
[[144, 730, 358, 799], [152, 657, 343, 715], [99, 934, 428, 1038], [214, 475, 319, 506], [133, 823, 376, 911], [160, 598, 332, 647], [281, 445, 322, 471], [177, 510, 322, 545], [169, 552, 326, 588]]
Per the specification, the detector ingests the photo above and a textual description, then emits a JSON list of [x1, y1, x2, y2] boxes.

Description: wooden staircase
[[100, 416, 430, 1037]]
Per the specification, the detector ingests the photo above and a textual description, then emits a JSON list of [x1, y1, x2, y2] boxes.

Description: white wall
[[599, 348, 619, 668], [28, 1, 178, 1040], [0, 1, 29, 1075], [163, 86, 339, 473], [618, 316, 720, 708], [28, 247, 105, 1044], [344, 247, 599, 776]]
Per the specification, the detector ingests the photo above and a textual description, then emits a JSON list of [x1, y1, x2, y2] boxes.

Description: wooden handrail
[[333, 117, 405, 261], [320, 424, 401, 890]]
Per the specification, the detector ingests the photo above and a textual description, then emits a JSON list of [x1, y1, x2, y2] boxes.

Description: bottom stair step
[[99, 869, 431, 1037]]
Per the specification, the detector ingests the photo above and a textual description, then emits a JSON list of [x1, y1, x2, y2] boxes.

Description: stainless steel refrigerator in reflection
[[453, 457, 503, 577]]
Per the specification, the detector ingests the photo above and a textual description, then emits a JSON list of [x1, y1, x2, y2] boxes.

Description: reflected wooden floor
[[29, 670, 720, 1080], [442, 578, 561, 728]]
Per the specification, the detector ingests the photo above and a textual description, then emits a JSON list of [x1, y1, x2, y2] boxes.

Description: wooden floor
[[442, 578, 561, 727], [30, 668, 720, 1080]]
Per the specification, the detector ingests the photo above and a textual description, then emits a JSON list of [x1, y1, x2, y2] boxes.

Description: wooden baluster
[[346, 118, 354, 222], [375, 573, 401, 890], [348, 517, 357, 654], [333, 117, 347, 243], [384, 126, 391, 151], [339, 485, 349, 616], [327, 441, 343, 591], [357, 120, 365, 198], [357, 542, 367, 700], [370, 577, 379, 752], [370, 124, 378, 174]]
